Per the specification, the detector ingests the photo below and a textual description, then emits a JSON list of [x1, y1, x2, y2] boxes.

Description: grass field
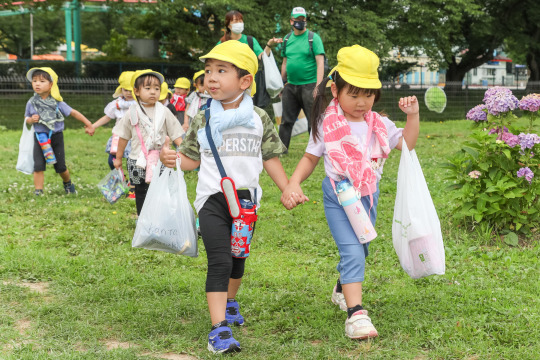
[[0, 119, 539, 359]]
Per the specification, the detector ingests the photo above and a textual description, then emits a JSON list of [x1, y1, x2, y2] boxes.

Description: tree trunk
[[444, 56, 468, 92], [525, 28, 540, 91]]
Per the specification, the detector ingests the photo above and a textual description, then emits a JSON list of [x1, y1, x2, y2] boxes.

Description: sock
[[227, 298, 236, 303], [347, 304, 364, 318], [63, 180, 72, 188], [211, 320, 228, 331], [34, 189, 43, 195], [336, 279, 342, 293]]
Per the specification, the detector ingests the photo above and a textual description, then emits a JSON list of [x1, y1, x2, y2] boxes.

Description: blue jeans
[[322, 177, 380, 284]]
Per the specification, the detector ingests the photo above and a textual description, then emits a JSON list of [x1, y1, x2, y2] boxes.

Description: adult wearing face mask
[[279, 7, 325, 151], [218, 10, 282, 108]]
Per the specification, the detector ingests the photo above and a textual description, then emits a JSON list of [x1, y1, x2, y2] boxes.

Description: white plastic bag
[[272, 101, 282, 126], [291, 116, 308, 137], [132, 159, 198, 257], [392, 139, 445, 279], [262, 51, 284, 98], [16, 119, 35, 175]]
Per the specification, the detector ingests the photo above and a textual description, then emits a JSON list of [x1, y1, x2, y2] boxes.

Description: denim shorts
[[322, 177, 380, 284]]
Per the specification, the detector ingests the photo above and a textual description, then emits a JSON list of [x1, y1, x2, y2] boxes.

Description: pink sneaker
[[345, 310, 378, 340]]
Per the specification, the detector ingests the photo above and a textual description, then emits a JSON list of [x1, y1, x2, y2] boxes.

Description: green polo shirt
[[281, 30, 325, 85], [217, 34, 264, 57]]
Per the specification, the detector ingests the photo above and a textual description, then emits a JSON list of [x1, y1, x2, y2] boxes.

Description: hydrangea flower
[[517, 167, 534, 183], [468, 170, 481, 179], [519, 94, 540, 112], [466, 104, 487, 121], [483, 87, 519, 116], [518, 133, 540, 150], [501, 131, 519, 148]]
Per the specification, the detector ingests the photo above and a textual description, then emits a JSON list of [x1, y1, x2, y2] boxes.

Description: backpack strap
[[246, 35, 254, 51], [204, 99, 227, 179], [308, 31, 314, 56], [283, 31, 293, 56]]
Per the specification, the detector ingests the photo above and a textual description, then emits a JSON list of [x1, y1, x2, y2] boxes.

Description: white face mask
[[230, 22, 244, 34]]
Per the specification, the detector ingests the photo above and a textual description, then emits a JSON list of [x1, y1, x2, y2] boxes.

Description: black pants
[[33, 131, 67, 173], [198, 190, 253, 293], [278, 82, 316, 149], [134, 183, 149, 216]]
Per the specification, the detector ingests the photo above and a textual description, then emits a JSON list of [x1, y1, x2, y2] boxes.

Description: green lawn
[[0, 120, 538, 359]]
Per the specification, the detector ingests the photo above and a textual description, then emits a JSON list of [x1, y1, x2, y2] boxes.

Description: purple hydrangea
[[517, 167, 534, 183], [483, 87, 519, 116], [518, 133, 540, 150], [519, 94, 540, 112], [488, 126, 509, 135], [501, 131, 519, 148], [466, 104, 488, 121]]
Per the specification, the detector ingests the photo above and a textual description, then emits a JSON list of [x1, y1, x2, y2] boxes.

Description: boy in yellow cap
[[24, 67, 95, 195], [91, 71, 137, 172], [160, 41, 289, 354], [281, 45, 420, 341], [183, 70, 211, 132], [171, 77, 190, 123]]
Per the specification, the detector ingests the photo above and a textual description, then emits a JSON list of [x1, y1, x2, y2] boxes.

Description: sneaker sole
[[347, 330, 379, 340], [207, 342, 241, 354]]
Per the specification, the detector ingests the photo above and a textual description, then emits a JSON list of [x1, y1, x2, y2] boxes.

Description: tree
[[0, 9, 64, 58]]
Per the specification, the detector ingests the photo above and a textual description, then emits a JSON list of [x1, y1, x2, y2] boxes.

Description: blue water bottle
[[36, 132, 57, 164]]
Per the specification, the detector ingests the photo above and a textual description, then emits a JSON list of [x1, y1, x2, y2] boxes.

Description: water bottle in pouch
[[36, 132, 57, 165], [230, 198, 257, 258], [335, 179, 377, 244]]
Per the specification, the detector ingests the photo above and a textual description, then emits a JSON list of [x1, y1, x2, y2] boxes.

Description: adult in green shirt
[[218, 10, 282, 108], [279, 7, 325, 151]]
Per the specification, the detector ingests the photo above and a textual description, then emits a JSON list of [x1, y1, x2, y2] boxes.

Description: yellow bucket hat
[[26, 67, 63, 101], [192, 70, 205, 83], [113, 71, 135, 98], [174, 77, 190, 89], [199, 41, 258, 97], [159, 82, 171, 101], [329, 45, 382, 89], [130, 69, 164, 100]]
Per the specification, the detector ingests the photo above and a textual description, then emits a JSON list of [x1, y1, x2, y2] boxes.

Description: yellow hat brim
[[130, 70, 165, 100], [26, 67, 63, 102], [328, 66, 381, 89], [192, 70, 205, 83], [198, 54, 256, 97]]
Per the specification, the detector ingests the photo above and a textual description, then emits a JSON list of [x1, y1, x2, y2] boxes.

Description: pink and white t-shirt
[[306, 115, 403, 182]]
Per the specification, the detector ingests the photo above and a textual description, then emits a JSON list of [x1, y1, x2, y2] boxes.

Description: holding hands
[[85, 124, 95, 136], [280, 182, 309, 210]]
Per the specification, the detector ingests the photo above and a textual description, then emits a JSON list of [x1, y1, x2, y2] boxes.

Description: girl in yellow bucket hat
[[281, 45, 420, 340], [91, 71, 137, 175]]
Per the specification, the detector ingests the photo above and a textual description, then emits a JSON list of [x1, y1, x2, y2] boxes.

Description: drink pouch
[[110, 134, 120, 155], [145, 150, 160, 183], [36, 132, 57, 165], [231, 199, 258, 258]]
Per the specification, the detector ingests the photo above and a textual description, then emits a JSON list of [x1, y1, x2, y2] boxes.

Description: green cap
[[291, 7, 307, 18]]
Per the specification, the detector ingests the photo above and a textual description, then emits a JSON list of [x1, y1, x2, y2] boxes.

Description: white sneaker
[[331, 285, 347, 311], [345, 310, 379, 340]]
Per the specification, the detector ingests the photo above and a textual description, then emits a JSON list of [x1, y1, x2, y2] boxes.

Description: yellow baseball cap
[[113, 71, 135, 98], [199, 41, 258, 97], [26, 67, 63, 101], [159, 82, 172, 101], [192, 70, 205, 83], [174, 77, 190, 89], [329, 45, 381, 89], [130, 69, 164, 100]]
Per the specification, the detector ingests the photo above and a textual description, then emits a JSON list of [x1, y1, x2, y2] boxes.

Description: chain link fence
[[1, 76, 539, 130]]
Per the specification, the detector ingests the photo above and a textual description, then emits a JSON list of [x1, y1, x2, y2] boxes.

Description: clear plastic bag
[[16, 119, 35, 175], [132, 159, 198, 257], [97, 168, 129, 204], [262, 51, 284, 98], [392, 139, 445, 279]]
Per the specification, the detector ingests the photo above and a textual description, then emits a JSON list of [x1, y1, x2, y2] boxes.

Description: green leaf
[[502, 149, 512, 159], [504, 232, 519, 246], [462, 146, 479, 160]]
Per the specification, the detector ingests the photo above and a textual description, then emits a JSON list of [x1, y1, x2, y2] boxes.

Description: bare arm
[[315, 54, 325, 86], [394, 96, 420, 151], [70, 109, 95, 136], [280, 152, 320, 209], [113, 137, 129, 169], [263, 157, 289, 192], [281, 57, 287, 83], [92, 115, 112, 130], [160, 137, 200, 171]]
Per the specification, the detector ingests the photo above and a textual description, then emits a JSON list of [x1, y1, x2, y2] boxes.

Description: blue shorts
[[322, 177, 380, 284]]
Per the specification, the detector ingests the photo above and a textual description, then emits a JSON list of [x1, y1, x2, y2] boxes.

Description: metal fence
[[1, 77, 540, 130]]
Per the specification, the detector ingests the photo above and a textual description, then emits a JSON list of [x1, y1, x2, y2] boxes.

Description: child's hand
[[398, 96, 419, 115], [85, 125, 95, 136], [113, 157, 122, 169], [31, 114, 40, 123], [160, 137, 177, 168], [182, 122, 189, 133], [281, 183, 309, 210]]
